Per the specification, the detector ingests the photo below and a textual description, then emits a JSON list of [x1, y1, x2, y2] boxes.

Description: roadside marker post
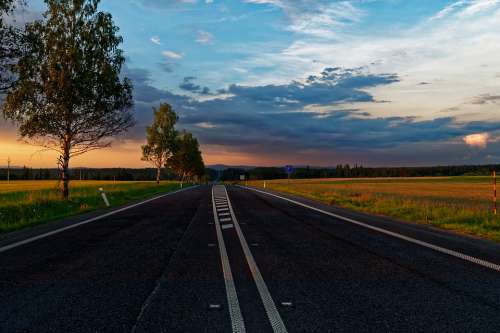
[[7, 157, 10, 183], [240, 174, 247, 186], [99, 188, 110, 207], [494, 170, 497, 216]]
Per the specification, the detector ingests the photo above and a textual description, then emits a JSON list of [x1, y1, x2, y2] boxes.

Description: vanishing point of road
[[1, 184, 500, 332]]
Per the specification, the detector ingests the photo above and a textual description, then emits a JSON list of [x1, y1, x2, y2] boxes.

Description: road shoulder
[[237, 185, 500, 267], [0, 185, 200, 252]]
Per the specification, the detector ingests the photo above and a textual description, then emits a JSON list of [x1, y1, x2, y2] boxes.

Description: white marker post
[[99, 187, 110, 207], [493, 170, 497, 216]]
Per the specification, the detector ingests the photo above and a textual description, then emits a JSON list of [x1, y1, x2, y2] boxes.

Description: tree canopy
[[0, 0, 26, 92], [167, 130, 205, 185], [141, 103, 178, 184], [2, 0, 134, 197]]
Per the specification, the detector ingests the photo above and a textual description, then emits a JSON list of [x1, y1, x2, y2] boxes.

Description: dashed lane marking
[[212, 186, 246, 333], [224, 186, 288, 333]]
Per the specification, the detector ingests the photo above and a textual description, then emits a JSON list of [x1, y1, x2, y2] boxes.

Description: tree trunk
[[156, 166, 161, 185], [60, 148, 70, 199]]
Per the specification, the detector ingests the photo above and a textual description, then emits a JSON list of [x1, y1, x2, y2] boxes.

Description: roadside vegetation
[[247, 177, 500, 242], [0, 181, 183, 234]]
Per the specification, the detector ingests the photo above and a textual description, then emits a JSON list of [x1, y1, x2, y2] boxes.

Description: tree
[[0, 0, 26, 92], [2, 0, 134, 198], [167, 131, 205, 187], [141, 103, 178, 184]]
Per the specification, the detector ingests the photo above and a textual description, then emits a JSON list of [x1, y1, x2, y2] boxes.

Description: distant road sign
[[285, 165, 294, 175], [240, 174, 246, 181]]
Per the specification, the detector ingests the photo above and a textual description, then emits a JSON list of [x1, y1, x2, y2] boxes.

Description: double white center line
[[211, 185, 288, 333]]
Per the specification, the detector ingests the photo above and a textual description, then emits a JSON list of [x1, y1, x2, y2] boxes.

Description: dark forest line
[[1, 163, 498, 181]]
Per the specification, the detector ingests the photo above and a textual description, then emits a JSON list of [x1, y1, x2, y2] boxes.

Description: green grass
[[0, 181, 186, 234], [248, 177, 500, 242]]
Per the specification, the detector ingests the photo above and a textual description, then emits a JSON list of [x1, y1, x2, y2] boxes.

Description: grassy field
[[247, 177, 500, 242], [0, 180, 185, 234]]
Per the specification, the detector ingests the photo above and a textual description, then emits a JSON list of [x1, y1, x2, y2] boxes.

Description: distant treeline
[[218, 164, 500, 181], [0, 167, 205, 181], [1, 164, 498, 181]]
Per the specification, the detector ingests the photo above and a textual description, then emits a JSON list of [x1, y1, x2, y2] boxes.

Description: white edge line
[[224, 186, 288, 333], [212, 186, 246, 333], [0, 185, 199, 254], [240, 186, 500, 273]]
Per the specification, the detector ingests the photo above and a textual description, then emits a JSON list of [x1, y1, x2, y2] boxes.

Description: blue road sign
[[285, 165, 294, 175]]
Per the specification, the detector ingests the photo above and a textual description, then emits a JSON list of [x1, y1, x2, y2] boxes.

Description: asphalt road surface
[[1, 184, 500, 332]]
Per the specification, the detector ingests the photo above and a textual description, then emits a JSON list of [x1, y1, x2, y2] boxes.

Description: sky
[[1, 0, 500, 168]]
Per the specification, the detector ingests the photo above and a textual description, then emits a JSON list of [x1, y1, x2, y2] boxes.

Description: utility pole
[[7, 157, 11, 183]]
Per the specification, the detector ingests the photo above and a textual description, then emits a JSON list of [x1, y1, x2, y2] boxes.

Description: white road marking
[[224, 186, 288, 333], [212, 186, 246, 333], [242, 186, 500, 273], [220, 218, 232, 222], [0, 186, 198, 254], [222, 224, 234, 230]]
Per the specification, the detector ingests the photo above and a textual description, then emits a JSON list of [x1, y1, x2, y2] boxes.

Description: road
[[1, 184, 500, 332]]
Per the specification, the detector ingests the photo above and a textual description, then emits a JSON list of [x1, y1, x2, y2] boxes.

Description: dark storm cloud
[[122, 66, 500, 164], [179, 77, 212, 95], [220, 68, 399, 108]]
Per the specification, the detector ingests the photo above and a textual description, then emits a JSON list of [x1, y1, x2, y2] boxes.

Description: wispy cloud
[[196, 30, 215, 44], [150, 36, 161, 45], [245, 0, 364, 37], [161, 50, 183, 59]]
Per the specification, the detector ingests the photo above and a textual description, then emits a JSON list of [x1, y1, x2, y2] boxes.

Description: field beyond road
[[247, 177, 500, 242], [0, 180, 183, 234]]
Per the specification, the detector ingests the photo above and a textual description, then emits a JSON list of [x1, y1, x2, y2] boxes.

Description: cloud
[[196, 30, 215, 45], [470, 94, 500, 105], [135, 0, 198, 8], [150, 36, 161, 45], [219, 67, 399, 106], [245, 0, 364, 37], [179, 77, 212, 95], [196, 122, 217, 129], [115, 65, 500, 165], [157, 61, 175, 73], [464, 133, 490, 148], [162, 50, 183, 59]]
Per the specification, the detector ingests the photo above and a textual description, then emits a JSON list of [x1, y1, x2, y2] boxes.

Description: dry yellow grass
[[247, 177, 500, 241], [0, 180, 142, 194]]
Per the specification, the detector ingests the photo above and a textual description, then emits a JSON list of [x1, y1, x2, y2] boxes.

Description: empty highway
[[1, 185, 500, 332]]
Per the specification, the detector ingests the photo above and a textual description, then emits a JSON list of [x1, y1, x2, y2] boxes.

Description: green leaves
[[2, 0, 134, 197], [3, 0, 134, 156], [141, 103, 179, 165], [167, 130, 205, 182], [141, 103, 179, 182]]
